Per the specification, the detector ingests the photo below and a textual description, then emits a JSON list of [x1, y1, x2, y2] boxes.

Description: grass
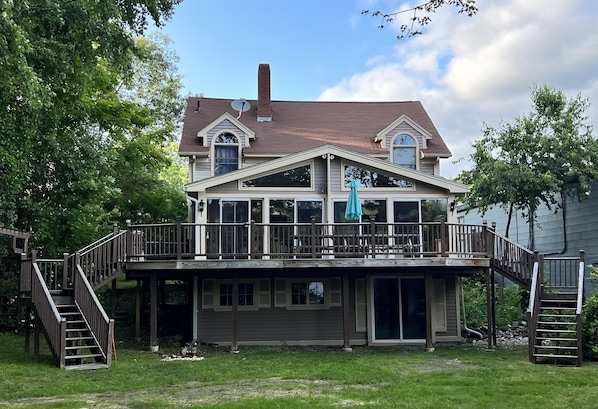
[[1, 332, 598, 408]]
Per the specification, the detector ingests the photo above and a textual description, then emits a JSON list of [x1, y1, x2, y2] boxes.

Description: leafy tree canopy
[[459, 85, 598, 243]]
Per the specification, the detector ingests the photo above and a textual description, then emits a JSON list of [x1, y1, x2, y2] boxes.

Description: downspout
[[459, 277, 483, 340]]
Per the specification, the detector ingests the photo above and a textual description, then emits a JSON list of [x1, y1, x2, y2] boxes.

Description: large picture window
[[275, 278, 342, 309], [344, 165, 412, 188], [242, 164, 311, 188]]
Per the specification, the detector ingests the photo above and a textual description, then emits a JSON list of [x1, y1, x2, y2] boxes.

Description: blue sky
[[155, 0, 598, 178]]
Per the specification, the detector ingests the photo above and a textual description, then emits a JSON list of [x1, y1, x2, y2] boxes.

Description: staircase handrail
[[31, 262, 67, 368], [526, 255, 541, 364], [74, 260, 114, 366], [576, 252, 585, 365], [487, 229, 535, 288], [77, 230, 128, 290]]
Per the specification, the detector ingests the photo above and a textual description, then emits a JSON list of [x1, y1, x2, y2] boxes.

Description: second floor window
[[214, 132, 239, 175], [393, 134, 417, 169]]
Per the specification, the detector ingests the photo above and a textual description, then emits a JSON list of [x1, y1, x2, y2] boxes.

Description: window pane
[[308, 282, 324, 304], [242, 165, 311, 187], [215, 145, 238, 175], [297, 200, 323, 223], [421, 199, 448, 222], [393, 147, 416, 169], [219, 283, 232, 306], [344, 165, 412, 188], [238, 283, 254, 306], [291, 282, 307, 305], [270, 200, 295, 223]]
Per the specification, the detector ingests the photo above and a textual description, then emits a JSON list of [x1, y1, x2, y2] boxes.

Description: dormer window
[[392, 134, 417, 169], [214, 132, 239, 175]]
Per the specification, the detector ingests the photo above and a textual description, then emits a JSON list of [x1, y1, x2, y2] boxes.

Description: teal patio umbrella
[[345, 181, 362, 221]]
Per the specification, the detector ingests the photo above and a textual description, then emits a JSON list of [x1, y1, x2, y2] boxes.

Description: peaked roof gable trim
[[185, 144, 468, 194], [197, 112, 256, 146], [375, 114, 433, 149]]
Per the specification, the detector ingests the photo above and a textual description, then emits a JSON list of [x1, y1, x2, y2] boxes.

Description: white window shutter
[[202, 279, 215, 309], [329, 278, 342, 306], [355, 278, 367, 332], [258, 279, 271, 308], [274, 278, 286, 307], [433, 279, 447, 332]]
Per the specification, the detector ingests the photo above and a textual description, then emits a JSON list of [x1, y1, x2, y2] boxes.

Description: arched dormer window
[[214, 132, 239, 175], [392, 134, 417, 169]]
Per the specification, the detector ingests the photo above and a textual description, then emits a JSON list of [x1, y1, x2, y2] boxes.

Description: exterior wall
[[195, 272, 460, 346]]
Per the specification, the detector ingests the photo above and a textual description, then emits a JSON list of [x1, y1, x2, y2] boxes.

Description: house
[[165, 64, 478, 349], [19, 64, 586, 369]]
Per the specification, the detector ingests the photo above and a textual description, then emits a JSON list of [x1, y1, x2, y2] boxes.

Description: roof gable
[[375, 114, 433, 149], [197, 112, 255, 147], [185, 144, 468, 194]]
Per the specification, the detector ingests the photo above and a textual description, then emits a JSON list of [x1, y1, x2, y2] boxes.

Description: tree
[[460, 85, 598, 247], [0, 1, 183, 255], [362, 0, 478, 40]]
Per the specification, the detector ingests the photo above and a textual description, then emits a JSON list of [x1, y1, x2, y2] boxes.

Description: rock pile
[[466, 321, 529, 349]]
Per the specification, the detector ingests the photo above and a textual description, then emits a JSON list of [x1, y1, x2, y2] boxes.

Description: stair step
[[65, 363, 109, 371], [538, 313, 577, 318], [65, 353, 103, 360], [535, 345, 578, 350], [534, 353, 578, 359], [536, 329, 576, 334], [537, 321, 576, 325], [536, 336, 578, 341], [66, 345, 100, 351], [66, 336, 94, 341]]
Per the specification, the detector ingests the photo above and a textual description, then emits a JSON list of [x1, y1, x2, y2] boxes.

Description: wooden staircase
[[19, 227, 127, 370], [53, 294, 109, 370], [531, 294, 582, 366]]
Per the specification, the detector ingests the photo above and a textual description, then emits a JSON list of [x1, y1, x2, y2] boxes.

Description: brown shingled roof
[[179, 97, 452, 158]]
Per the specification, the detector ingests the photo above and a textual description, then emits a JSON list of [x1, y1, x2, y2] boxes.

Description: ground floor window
[[202, 279, 270, 311], [275, 278, 341, 309]]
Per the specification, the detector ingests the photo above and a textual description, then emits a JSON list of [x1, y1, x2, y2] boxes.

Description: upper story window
[[392, 134, 417, 169], [344, 165, 412, 189], [242, 164, 311, 188], [214, 132, 239, 176]]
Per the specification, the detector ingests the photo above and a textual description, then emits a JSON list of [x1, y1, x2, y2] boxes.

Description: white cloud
[[318, 0, 598, 179]]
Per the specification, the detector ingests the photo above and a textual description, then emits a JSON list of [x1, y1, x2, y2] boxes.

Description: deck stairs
[[53, 293, 109, 370], [530, 294, 582, 366]]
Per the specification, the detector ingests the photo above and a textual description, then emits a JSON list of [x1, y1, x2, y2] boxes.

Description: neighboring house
[[458, 185, 598, 292], [163, 64, 478, 348]]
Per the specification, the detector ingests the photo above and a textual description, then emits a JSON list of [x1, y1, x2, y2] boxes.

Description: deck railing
[[74, 263, 114, 365], [487, 229, 536, 287], [77, 229, 127, 290], [125, 220, 490, 261], [31, 259, 66, 368]]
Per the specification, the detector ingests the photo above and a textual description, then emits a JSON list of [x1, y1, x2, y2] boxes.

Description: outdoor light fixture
[[199, 199, 205, 215], [450, 200, 457, 215]]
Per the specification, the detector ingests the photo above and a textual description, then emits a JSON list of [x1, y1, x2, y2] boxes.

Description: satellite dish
[[231, 99, 251, 118]]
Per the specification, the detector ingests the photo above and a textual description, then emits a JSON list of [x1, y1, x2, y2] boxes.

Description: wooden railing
[[526, 253, 542, 363], [77, 230, 127, 290], [74, 264, 114, 365], [125, 220, 491, 260], [543, 255, 584, 292], [487, 229, 535, 288], [31, 260, 66, 368]]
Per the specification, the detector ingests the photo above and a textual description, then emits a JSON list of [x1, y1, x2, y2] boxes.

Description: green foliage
[[461, 276, 526, 329], [582, 267, 598, 360], [460, 85, 598, 242]]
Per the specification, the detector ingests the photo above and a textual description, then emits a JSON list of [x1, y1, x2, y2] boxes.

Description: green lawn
[[1, 332, 597, 408]]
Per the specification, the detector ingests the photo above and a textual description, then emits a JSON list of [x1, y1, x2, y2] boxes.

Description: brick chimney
[[257, 64, 272, 122]]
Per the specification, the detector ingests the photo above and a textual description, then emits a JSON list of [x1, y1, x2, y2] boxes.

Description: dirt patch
[[4, 378, 380, 408], [408, 357, 479, 373]]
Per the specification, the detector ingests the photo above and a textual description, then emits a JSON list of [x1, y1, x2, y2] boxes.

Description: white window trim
[[202, 278, 270, 311], [390, 133, 420, 170], [274, 277, 341, 310], [211, 131, 242, 177]]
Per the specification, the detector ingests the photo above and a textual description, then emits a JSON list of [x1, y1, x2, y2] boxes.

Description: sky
[[153, 0, 598, 179]]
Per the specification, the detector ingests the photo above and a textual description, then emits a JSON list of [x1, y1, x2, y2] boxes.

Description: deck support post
[[150, 274, 158, 349], [485, 268, 495, 350], [231, 275, 239, 352], [425, 272, 435, 351], [342, 272, 351, 351], [111, 277, 117, 318], [135, 279, 141, 340]]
